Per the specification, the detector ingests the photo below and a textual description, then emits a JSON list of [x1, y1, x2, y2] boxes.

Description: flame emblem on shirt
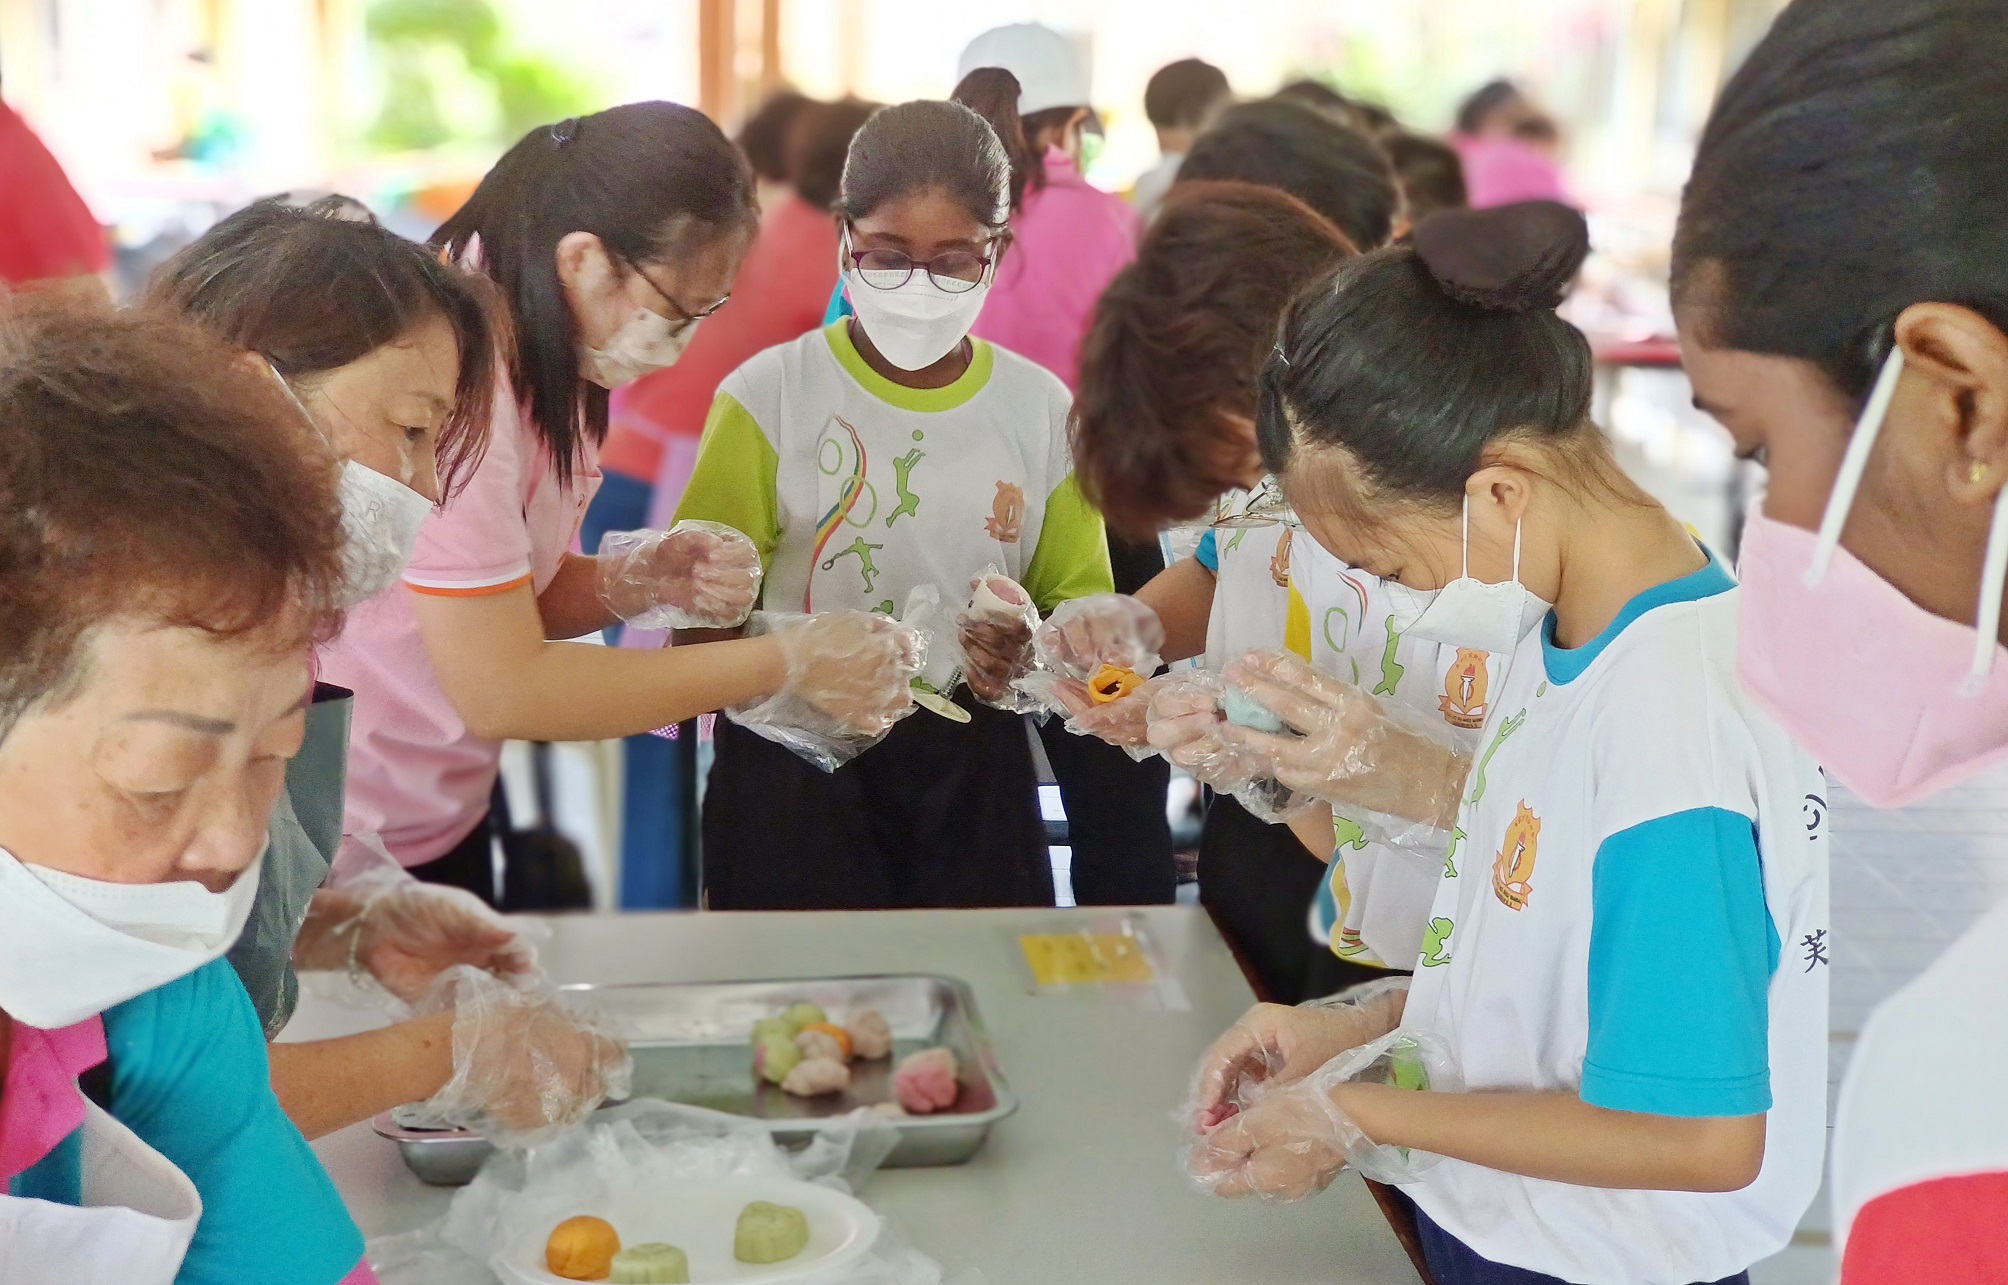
[[1439, 649, 1490, 730], [1269, 527, 1294, 588], [1492, 801, 1541, 911], [985, 481, 1025, 543]]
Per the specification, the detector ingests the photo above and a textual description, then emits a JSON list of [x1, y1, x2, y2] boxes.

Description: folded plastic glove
[[1033, 594, 1165, 682], [1185, 1026, 1460, 1199], [956, 569, 1043, 711], [396, 965, 633, 1147], [726, 610, 926, 772], [326, 833, 541, 1005], [1217, 650, 1472, 851], [597, 520, 763, 631]]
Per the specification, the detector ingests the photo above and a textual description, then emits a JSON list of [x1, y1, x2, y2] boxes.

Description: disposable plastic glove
[[1032, 594, 1165, 681], [401, 965, 633, 1145], [1217, 650, 1471, 831], [956, 572, 1042, 707], [597, 520, 764, 630], [324, 834, 542, 1004], [1142, 671, 1268, 790], [1186, 979, 1410, 1132], [728, 610, 926, 771], [1185, 1026, 1459, 1199]]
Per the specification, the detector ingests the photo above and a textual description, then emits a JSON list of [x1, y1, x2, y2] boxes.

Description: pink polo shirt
[[970, 147, 1139, 391], [319, 376, 601, 869]]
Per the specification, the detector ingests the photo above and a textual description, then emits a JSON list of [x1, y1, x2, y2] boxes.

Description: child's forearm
[[1135, 558, 1215, 664], [1333, 1083, 1766, 1193]]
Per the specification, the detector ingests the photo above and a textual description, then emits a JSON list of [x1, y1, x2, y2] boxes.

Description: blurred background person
[[1132, 57, 1232, 224], [1175, 99, 1402, 252], [1452, 76, 1572, 208], [734, 89, 816, 218], [1383, 132, 1470, 227], [0, 86, 110, 293]]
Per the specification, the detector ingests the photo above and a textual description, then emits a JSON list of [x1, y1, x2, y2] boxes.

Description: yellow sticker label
[[1019, 933, 1159, 986]]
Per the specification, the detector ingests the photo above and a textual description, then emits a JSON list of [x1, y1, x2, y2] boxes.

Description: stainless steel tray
[[374, 974, 1017, 1185]]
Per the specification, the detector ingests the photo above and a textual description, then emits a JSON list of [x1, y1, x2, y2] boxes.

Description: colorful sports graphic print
[[809, 414, 872, 608]]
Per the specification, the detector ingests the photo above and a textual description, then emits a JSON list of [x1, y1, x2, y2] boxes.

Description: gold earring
[[1973, 461, 1991, 485]]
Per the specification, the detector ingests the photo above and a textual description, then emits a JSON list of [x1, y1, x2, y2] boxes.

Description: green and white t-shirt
[[674, 321, 1111, 619]]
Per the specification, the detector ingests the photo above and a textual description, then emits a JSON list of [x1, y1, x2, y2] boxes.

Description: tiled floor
[[1750, 764, 2008, 1284]]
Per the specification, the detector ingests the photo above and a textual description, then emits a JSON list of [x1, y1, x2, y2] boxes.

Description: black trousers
[[703, 693, 1054, 910], [1039, 720, 1174, 905], [408, 810, 498, 907], [1401, 1191, 1751, 1285]]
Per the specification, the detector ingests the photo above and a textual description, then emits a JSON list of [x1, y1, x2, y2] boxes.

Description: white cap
[[956, 23, 1091, 117]]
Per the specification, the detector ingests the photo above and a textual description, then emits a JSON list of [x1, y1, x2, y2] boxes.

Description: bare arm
[[1336, 1082, 1767, 1193], [269, 1015, 455, 1141], [412, 584, 785, 742], [1134, 557, 1216, 664], [535, 552, 620, 641]]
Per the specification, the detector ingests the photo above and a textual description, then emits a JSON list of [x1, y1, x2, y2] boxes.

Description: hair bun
[[1412, 200, 1588, 312]]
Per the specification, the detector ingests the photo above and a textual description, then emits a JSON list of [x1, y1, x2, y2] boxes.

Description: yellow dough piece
[[546, 1215, 621, 1281], [1088, 665, 1145, 704]]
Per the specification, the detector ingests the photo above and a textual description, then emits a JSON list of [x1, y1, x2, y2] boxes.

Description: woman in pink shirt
[[318, 103, 921, 902]]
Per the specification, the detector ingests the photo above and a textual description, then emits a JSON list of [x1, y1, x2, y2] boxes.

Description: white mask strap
[[1808, 346, 1906, 585], [264, 359, 324, 440], [1459, 493, 1472, 579], [1968, 479, 2008, 690], [1510, 515, 1523, 582]]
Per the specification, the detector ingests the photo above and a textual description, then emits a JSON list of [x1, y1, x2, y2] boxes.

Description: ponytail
[[951, 68, 1034, 209]]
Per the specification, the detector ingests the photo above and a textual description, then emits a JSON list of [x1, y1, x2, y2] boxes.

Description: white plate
[[494, 1177, 882, 1285]]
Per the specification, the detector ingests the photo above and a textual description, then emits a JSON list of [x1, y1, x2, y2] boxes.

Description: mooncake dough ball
[[844, 1010, 893, 1061], [734, 1201, 811, 1264], [778, 1002, 827, 1035], [893, 1046, 960, 1114], [781, 1056, 852, 1097], [609, 1243, 689, 1284], [750, 1017, 793, 1046], [797, 1021, 854, 1060], [754, 1031, 803, 1085], [546, 1215, 621, 1281], [1221, 686, 1288, 733]]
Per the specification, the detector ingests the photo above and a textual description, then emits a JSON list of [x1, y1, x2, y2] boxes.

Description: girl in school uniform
[[1180, 202, 1828, 1285], [318, 103, 921, 904], [673, 95, 1112, 909]]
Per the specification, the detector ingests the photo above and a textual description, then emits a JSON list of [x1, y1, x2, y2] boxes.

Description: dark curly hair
[[1071, 181, 1356, 539]]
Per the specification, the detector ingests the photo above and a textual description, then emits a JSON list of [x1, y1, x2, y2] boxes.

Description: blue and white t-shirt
[[1402, 554, 1829, 1283]]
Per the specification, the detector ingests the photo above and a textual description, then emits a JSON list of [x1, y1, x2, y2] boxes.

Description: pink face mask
[[1737, 347, 2008, 807]]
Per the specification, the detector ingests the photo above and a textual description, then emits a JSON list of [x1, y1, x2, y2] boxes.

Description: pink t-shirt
[[970, 147, 1139, 391], [319, 377, 601, 869]]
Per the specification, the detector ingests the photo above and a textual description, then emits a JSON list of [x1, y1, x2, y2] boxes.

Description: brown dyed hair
[[147, 195, 501, 497], [0, 291, 348, 736], [1071, 181, 1356, 539]]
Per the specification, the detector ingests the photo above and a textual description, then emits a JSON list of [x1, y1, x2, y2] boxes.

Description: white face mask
[[267, 363, 433, 606], [335, 459, 432, 606], [0, 844, 264, 1028], [582, 308, 700, 389], [845, 244, 992, 371], [1404, 495, 1552, 653]]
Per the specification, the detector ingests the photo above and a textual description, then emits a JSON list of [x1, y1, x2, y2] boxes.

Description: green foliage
[[364, 0, 593, 152]]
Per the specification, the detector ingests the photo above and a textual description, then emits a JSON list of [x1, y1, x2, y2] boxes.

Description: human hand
[[339, 883, 538, 1005], [405, 966, 632, 1144], [959, 615, 1035, 704], [1187, 994, 1399, 1132], [598, 520, 763, 630], [1033, 594, 1164, 680], [774, 610, 924, 734], [1143, 672, 1265, 789], [1217, 650, 1468, 828]]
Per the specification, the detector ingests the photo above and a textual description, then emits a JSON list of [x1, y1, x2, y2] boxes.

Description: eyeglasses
[[843, 233, 998, 295], [627, 260, 731, 334]]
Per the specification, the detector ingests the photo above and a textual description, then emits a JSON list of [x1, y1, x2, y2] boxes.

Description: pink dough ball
[[893, 1047, 960, 1114]]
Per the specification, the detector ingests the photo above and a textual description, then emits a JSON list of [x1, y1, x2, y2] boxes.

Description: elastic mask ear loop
[[1808, 347, 1906, 585], [1967, 479, 2008, 691], [1459, 494, 1473, 580], [1510, 515, 1523, 587]]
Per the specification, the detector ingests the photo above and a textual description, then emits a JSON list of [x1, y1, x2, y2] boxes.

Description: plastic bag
[[390, 1102, 960, 1285], [597, 520, 764, 631], [725, 610, 927, 772], [1183, 1026, 1459, 1200], [956, 569, 1043, 713]]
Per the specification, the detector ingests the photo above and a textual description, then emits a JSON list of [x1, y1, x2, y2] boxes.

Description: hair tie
[[1272, 343, 1290, 369], [551, 118, 581, 146]]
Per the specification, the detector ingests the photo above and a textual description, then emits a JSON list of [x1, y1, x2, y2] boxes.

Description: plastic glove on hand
[[1186, 998, 1391, 1133], [1186, 1084, 1355, 1202], [958, 615, 1035, 705], [1033, 594, 1165, 681], [598, 521, 764, 631], [344, 883, 538, 1004], [406, 966, 633, 1144], [775, 610, 926, 736], [1143, 672, 1266, 790], [1218, 650, 1467, 827]]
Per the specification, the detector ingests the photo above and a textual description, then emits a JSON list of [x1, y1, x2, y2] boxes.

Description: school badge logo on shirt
[[1492, 801, 1541, 910], [985, 481, 1025, 543], [1439, 648, 1490, 730]]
